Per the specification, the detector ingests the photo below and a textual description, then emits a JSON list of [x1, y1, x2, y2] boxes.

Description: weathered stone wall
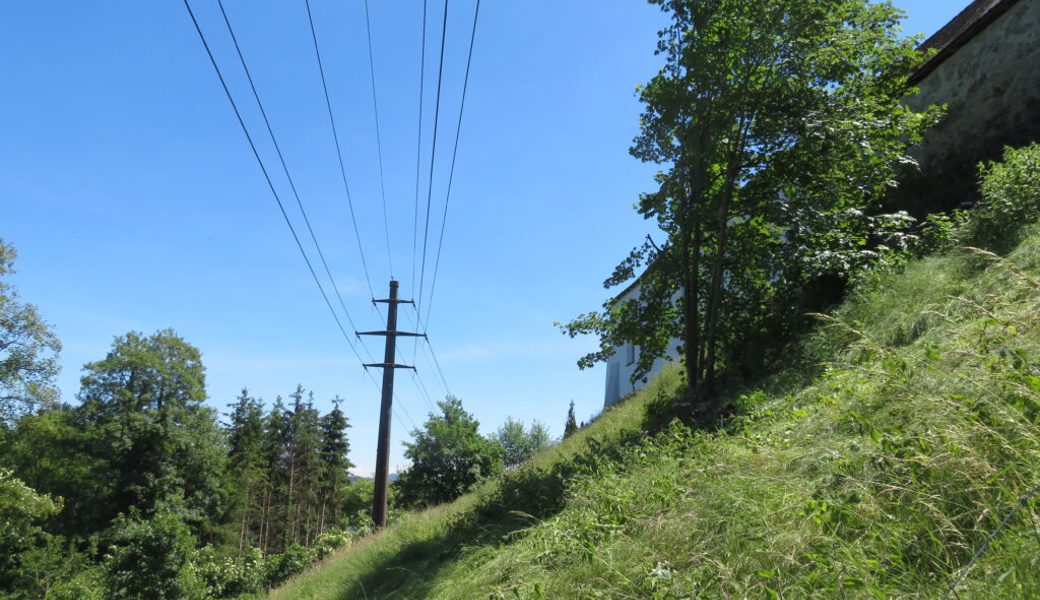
[[897, 0, 1040, 215]]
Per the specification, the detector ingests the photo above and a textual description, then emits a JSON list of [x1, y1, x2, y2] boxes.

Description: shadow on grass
[[333, 422, 652, 599], [341, 511, 527, 600]]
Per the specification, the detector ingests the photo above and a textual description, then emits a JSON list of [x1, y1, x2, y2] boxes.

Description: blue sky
[[2, 1, 969, 474]]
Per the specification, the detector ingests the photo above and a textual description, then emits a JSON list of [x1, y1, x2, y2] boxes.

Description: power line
[[415, 0, 450, 323], [403, 299, 451, 398], [411, 369, 438, 411], [421, 337, 452, 397], [394, 391, 418, 431], [181, 0, 367, 369], [362, 367, 414, 432], [422, 0, 481, 333], [303, 0, 378, 303], [396, 307, 438, 413], [411, 0, 429, 303], [362, 0, 394, 279], [214, 0, 375, 362]]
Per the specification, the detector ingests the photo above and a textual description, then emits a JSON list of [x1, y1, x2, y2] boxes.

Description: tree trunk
[[683, 171, 703, 404], [238, 490, 249, 552], [701, 161, 740, 406], [260, 486, 271, 555], [318, 493, 327, 536], [286, 454, 296, 545]]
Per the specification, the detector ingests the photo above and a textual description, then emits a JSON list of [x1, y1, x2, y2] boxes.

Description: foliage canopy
[[397, 397, 503, 507], [562, 0, 940, 410]]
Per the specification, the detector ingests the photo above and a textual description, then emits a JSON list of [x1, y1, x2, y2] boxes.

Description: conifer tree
[[317, 397, 352, 533], [226, 388, 266, 550], [563, 401, 578, 438], [260, 395, 288, 554]]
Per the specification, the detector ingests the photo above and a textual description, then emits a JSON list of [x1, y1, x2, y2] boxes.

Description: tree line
[[0, 237, 568, 598]]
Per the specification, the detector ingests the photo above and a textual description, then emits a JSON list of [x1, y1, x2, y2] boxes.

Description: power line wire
[[362, 0, 394, 279], [415, 0, 450, 322], [422, 337, 452, 397], [393, 391, 418, 431], [422, 0, 480, 333], [411, 0, 429, 302], [303, 0, 378, 303], [362, 367, 414, 433], [187, 0, 418, 465], [214, 0, 376, 363], [181, 0, 368, 369], [405, 301, 451, 398], [411, 369, 439, 410], [398, 308, 439, 413]]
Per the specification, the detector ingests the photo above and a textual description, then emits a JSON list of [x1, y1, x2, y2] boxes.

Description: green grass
[[271, 230, 1040, 600]]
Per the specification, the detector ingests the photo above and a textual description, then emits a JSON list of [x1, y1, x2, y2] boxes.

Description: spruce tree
[[226, 388, 266, 550], [261, 395, 288, 553], [563, 401, 578, 438], [317, 397, 352, 533]]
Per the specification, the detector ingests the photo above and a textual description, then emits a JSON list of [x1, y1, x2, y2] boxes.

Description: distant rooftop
[[910, 0, 1023, 84]]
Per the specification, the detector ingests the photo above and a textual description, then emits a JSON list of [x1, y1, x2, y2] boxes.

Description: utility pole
[[358, 279, 424, 528]]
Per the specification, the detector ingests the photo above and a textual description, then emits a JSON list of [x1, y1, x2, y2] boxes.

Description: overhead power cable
[[422, 0, 481, 333], [402, 304, 451, 398], [214, 0, 375, 361], [397, 308, 439, 413], [411, 0, 429, 301], [303, 0, 378, 303], [411, 370, 438, 412], [361, 367, 413, 432], [181, 0, 367, 367], [422, 337, 452, 397], [415, 0, 450, 322], [362, 0, 394, 278]]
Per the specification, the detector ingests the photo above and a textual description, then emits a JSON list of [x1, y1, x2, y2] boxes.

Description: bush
[[264, 544, 316, 588], [190, 545, 264, 599], [966, 143, 1040, 252], [48, 565, 107, 600], [397, 397, 503, 508], [312, 528, 353, 560], [104, 511, 206, 600]]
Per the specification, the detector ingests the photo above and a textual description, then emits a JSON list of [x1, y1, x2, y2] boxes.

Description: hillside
[[272, 218, 1040, 596]]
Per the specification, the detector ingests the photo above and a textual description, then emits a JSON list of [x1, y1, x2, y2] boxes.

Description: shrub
[[190, 545, 264, 599], [264, 544, 316, 588], [312, 528, 353, 560], [48, 566, 107, 600], [966, 143, 1040, 252], [104, 511, 206, 600], [397, 397, 503, 508]]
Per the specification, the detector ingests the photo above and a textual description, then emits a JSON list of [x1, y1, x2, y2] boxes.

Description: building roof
[[609, 272, 645, 306], [909, 0, 1023, 84]]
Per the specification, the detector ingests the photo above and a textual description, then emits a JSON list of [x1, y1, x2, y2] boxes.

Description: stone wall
[[896, 0, 1040, 216]]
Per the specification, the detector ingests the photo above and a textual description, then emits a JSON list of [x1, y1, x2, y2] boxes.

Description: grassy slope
[[273, 231, 1040, 599]]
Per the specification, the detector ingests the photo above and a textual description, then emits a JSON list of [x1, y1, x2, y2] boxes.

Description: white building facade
[[602, 280, 681, 409]]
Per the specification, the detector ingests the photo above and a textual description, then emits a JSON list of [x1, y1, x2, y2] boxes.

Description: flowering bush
[[190, 545, 264, 599], [263, 544, 316, 588]]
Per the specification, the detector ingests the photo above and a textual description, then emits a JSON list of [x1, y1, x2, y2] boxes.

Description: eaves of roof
[[909, 0, 1023, 85]]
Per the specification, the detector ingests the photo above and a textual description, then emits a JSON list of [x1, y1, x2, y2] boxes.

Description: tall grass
[[272, 146, 1040, 599]]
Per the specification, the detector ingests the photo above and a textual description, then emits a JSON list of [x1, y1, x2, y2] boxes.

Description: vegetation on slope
[[273, 145, 1040, 600]]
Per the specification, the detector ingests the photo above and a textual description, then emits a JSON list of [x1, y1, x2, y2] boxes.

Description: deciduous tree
[[562, 0, 939, 413], [76, 330, 228, 538], [397, 397, 502, 507], [492, 417, 552, 467], [0, 239, 60, 424]]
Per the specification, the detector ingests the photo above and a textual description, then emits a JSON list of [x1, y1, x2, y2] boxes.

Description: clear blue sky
[[2, 1, 968, 474]]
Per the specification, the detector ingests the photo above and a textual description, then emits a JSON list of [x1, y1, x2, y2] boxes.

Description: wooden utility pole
[[358, 279, 423, 527]]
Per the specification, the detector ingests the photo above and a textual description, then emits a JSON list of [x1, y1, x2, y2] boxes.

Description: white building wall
[[602, 283, 682, 409]]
